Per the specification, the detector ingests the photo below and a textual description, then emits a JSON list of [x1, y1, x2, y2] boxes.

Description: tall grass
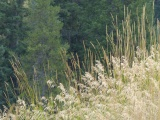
[[1, 5, 160, 120]]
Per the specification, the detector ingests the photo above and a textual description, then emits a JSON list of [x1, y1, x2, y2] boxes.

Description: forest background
[[0, 0, 160, 108]]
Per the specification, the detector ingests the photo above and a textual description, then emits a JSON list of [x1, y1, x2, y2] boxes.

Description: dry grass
[[54, 47, 160, 120], [1, 46, 160, 120]]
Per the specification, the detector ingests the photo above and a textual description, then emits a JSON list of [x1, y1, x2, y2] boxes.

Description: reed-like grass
[[1, 5, 160, 120]]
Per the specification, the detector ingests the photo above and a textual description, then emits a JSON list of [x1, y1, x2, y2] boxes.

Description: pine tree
[[54, 0, 154, 60], [54, 0, 124, 60], [22, 0, 68, 95], [155, 0, 160, 21], [0, 0, 28, 107]]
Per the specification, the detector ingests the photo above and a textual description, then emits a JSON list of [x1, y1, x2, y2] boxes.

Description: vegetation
[[0, 0, 28, 106], [0, 0, 160, 120], [21, 0, 68, 96]]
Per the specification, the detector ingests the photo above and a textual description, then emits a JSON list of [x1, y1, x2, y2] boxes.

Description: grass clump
[[54, 48, 160, 120], [1, 47, 160, 120]]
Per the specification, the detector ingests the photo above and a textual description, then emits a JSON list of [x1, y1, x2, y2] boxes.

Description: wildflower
[[47, 80, 53, 87], [17, 98, 26, 107], [47, 79, 56, 88], [41, 96, 48, 105]]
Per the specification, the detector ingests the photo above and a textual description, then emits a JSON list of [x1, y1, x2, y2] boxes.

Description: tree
[[0, 0, 28, 108], [54, 0, 154, 60], [54, 0, 125, 61], [22, 0, 68, 95], [155, 0, 160, 21]]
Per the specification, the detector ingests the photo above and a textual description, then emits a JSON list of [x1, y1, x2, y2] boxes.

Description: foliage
[[0, 0, 28, 108], [54, 0, 154, 61], [54, 0, 124, 60], [2, 46, 160, 119], [21, 0, 68, 96], [1, 4, 160, 120], [1, 0, 160, 119], [155, 0, 160, 21]]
